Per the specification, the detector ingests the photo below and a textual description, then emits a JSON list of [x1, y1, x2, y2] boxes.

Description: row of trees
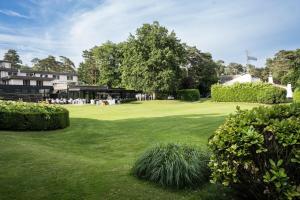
[[1, 49, 76, 73], [78, 22, 219, 97]]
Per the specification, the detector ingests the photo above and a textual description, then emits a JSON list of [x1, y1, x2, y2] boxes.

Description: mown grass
[[0, 100, 257, 200]]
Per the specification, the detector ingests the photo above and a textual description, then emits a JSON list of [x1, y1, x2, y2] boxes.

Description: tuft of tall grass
[[132, 143, 210, 189]]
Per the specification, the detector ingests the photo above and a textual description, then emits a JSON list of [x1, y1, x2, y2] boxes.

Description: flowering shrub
[[0, 100, 69, 130], [208, 104, 300, 200]]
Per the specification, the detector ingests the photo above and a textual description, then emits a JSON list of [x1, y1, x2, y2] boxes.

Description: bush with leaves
[[132, 143, 210, 189], [294, 88, 300, 103], [177, 89, 200, 101], [0, 100, 69, 130], [208, 104, 300, 200], [211, 83, 286, 104]]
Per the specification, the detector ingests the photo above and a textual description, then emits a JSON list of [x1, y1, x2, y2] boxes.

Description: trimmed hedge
[[211, 83, 287, 104], [177, 89, 200, 101], [132, 143, 210, 189], [208, 104, 300, 200], [293, 88, 300, 103], [0, 101, 69, 130]]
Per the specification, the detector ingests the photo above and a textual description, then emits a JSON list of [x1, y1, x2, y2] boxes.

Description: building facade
[[0, 60, 77, 101]]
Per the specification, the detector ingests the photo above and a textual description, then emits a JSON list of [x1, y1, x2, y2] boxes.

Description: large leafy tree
[[225, 62, 245, 75], [3, 49, 22, 69], [93, 41, 122, 88], [181, 45, 218, 95], [120, 21, 186, 98], [32, 55, 75, 73], [266, 49, 300, 86]]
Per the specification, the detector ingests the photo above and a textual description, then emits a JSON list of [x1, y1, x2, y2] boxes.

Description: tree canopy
[[120, 21, 186, 96], [32, 56, 76, 73], [3, 49, 22, 69], [266, 49, 300, 86]]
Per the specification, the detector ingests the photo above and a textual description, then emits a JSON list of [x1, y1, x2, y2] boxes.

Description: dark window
[[53, 75, 60, 79], [8, 72, 12, 76], [67, 75, 73, 80], [36, 80, 43, 86], [23, 80, 30, 86]]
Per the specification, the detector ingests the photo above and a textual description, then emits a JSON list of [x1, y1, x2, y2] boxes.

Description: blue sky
[[0, 0, 299, 67]]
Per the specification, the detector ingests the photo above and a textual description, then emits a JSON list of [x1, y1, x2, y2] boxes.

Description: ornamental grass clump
[[132, 143, 210, 189], [208, 103, 300, 200], [0, 100, 69, 130]]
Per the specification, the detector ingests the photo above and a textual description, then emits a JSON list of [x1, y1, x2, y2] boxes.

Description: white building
[[220, 74, 261, 85], [0, 60, 78, 101]]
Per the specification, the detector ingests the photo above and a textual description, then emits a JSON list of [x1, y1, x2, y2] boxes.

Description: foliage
[[78, 50, 99, 85], [224, 62, 245, 75], [132, 143, 210, 189], [211, 83, 286, 104], [208, 104, 300, 200], [293, 88, 300, 103], [32, 55, 76, 73], [0, 100, 69, 130], [120, 21, 186, 97], [266, 49, 300, 86], [181, 45, 218, 95], [177, 89, 200, 101], [3, 49, 22, 69]]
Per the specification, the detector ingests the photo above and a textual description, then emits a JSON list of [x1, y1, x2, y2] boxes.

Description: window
[[53, 75, 60, 79], [67, 75, 73, 80], [23, 80, 30, 86], [36, 80, 43, 86]]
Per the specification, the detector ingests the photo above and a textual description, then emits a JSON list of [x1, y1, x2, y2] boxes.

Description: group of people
[[135, 93, 154, 101], [45, 98, 117, 105]]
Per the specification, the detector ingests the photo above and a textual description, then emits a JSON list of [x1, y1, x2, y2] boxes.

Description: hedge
[[208, 104, 300, 200], [0, 101, 69, 130], [211, 83, 286, 104], [293, 88, 300, 103], [177, 89, 200, 101]]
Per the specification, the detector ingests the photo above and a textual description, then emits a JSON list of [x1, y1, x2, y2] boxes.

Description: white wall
[[0, 71, 8, 77], [30, 80, 36, 86], [43, 81, 52, 86], [10, 79, 23, 85]]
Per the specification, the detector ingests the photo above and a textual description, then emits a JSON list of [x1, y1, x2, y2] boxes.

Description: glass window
[[23, 80, 30, 86], [36, 80, 43, 86], [67, 75, 73, 80]]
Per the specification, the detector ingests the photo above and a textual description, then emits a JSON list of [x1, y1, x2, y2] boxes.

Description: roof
[[0, 60, 11, 63], [0, 67, 77, 76], [1, 75, 55, 81]]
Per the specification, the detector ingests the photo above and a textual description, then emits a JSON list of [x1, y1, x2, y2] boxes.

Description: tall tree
[[120, 21, 186, 98], [77, 50, 99, 85], [59, 56, 76, 73], [181, 45, 218, 95], [93, 41, 122, 87], [266, 49, 300, 86], [3, 49, 22, 69]]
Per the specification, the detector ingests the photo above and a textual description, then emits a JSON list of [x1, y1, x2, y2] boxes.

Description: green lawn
[[0, 100, 258, 200]]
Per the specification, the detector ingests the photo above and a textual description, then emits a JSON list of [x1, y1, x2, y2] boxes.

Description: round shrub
[[177, 89, 200, 101], [208, 104, 300, 200], [0, 100, 69, 130], [211, 83, 287, 104], [293, 88, 300, 103], [132, 143, 210, 189]]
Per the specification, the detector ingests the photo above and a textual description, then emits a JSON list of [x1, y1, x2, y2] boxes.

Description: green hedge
[[208, 104, 300, 200], [211, 83, 286, 104], [177, 89, 200, 101], [294, 88, 300, 103], [0, 101, 69, 130]]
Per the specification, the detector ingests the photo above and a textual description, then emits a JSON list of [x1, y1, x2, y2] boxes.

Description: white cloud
[[0, 0, 299, 67], [0, 9, 30, 19]]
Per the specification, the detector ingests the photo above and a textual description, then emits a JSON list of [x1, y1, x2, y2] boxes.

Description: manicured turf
[[0, 100, 257, 200]]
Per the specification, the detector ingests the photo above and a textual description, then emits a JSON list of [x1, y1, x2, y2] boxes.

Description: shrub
[[177, 89, 200, 101], [208, 104, 300, 200], [293, 88, 300, 103], [0, 100, 69, 130], [132, 143, 210, 189], [211, 83, 286, 104]]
